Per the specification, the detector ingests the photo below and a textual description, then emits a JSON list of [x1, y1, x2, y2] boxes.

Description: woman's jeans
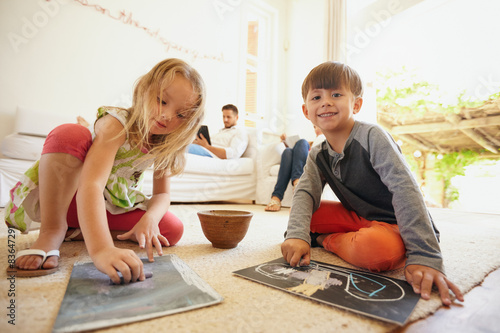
[[271, 139, 310, 200]]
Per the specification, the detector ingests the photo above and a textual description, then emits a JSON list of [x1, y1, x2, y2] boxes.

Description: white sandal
[[265, 198, 282, 212], [9, 249, 60, 277]]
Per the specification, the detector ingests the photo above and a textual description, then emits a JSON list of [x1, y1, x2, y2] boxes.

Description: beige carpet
[[0, 204, 499, 333]]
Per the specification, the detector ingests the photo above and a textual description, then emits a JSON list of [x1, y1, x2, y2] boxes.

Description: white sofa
[[0, 108, 258, 207], [255, 142, 294, 207]]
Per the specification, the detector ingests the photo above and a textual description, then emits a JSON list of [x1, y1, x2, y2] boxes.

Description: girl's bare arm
[[76, 115, 144, 284]]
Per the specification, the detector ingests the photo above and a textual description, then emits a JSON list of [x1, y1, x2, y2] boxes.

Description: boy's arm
[[405, 264, 464, 305], [368, 126, 463, 303], [282, 150, 325, 266], [369, 127, 444, 271]]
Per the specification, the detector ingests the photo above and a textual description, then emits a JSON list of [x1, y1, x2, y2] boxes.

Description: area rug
[[0, 205, 499, 333]]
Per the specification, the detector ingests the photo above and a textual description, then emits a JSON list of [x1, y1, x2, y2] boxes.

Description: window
[[241, 2, 277, 129], [244, 18, 259, 127]]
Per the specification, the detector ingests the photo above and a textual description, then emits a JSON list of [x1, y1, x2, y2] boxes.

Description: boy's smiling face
[[302, 86, 362, 135]]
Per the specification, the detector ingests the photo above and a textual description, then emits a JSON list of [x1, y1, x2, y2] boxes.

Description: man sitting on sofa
[[188, 104, 248, 159]]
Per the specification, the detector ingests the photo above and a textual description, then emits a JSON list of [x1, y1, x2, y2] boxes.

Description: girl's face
[[149, 74, 197, 136]]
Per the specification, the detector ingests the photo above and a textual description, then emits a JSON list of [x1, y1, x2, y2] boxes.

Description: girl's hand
[[116, 215, 170, 262], [92, 246, 145, 285], [405, 264, 464, 305]]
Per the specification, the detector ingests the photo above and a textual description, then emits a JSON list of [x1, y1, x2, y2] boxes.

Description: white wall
[[0, 0, 329, 148], [284, 0, 327, 141], [0, 0, 266, 142]]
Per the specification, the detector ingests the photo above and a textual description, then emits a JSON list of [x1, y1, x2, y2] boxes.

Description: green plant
[[376, 67, 500, 116], [376, 67, 498, 206], [434, 151, 479, 206]]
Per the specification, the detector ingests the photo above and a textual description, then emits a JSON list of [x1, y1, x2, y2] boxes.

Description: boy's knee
[[336, 225, 406, 271], [356, 225, 404, 255]]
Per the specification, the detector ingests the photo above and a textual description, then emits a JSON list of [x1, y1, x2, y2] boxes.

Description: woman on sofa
[[265, 126, 324, 211]]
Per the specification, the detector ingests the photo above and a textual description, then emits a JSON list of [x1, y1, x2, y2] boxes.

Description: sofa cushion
[[1, 134, 45, 160], [184, 154, 254, 176], [269, 164, 280, 177], [241, 128, 258, 159], [14, 106, 75, 137]]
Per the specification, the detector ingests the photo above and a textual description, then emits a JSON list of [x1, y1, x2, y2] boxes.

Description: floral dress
[[5, 107, 155, 233]]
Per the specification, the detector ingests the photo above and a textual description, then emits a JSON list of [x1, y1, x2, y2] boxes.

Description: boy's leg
[[311, 201, 406, 272], [16, 124, 91, 271], [310, 200, 371, 233], [290, 139, 310, 183]]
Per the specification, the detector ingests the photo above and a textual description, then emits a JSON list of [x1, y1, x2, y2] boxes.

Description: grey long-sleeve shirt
[[285, 121, 444, 273]]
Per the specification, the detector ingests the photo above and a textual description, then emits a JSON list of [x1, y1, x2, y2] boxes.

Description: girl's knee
[[43, 124, 92, 161], [158, 212, 184, 246]]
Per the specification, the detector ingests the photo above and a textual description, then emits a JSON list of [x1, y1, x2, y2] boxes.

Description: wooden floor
[[394, 267, 500, 333]]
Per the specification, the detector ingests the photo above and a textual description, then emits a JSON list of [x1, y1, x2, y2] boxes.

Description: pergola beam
[[398, 134, 445, 153], [446, 114, 499, 154], [389, 115, 500, 135]]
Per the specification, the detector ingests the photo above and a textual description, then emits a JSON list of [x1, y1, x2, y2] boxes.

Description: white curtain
[[326, 0, 346, 62]]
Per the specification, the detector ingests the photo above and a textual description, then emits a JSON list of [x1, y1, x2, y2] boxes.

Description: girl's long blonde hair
[[125, 58, 205, 177]]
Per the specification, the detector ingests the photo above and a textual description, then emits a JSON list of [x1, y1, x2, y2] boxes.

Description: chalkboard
[[53, 255, 223, 332], [233, 257, 419, 325]]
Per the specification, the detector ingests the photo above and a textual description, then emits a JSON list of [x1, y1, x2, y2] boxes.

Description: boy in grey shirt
[[282, 61, 464, 306]]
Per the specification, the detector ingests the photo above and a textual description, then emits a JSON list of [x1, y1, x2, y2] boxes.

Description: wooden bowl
[[197, 210, 253, 249]]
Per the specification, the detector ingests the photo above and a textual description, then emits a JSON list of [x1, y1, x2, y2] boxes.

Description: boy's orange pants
[[310, 201, 406, 272]]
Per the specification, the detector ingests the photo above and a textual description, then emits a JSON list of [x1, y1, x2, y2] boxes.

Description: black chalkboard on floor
[[233, 257, 419, 325]]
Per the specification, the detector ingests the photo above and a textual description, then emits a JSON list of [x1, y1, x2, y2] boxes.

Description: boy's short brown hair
[[301, 61, 364, 101]]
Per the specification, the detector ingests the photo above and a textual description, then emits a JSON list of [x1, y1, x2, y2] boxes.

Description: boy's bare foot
[[315, 234, 329, 247]]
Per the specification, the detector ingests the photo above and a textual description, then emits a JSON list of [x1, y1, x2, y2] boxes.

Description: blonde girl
[[6, 58, 205, 284]]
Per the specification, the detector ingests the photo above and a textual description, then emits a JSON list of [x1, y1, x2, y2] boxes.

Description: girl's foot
[[64, 228, 83, 241], [265, 197, 282, 211], [76, 116, 90, 127], [15, 227, 68, 271]]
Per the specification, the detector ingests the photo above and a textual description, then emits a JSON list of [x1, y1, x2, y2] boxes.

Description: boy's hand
[[405, 264, 464, 306], [281, 238, 311, 267], [92, 246, 145, 285]]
